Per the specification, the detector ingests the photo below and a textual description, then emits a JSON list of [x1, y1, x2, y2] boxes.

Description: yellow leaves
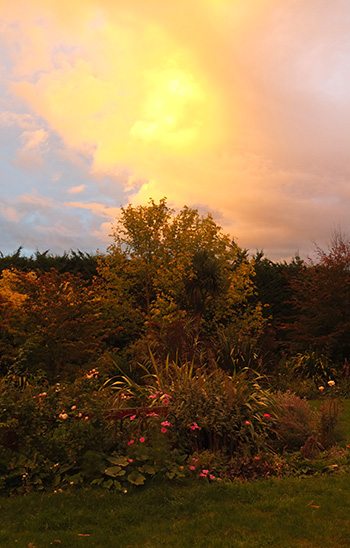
[[101, 199, 266, 339], [0, 269, 36, 308]]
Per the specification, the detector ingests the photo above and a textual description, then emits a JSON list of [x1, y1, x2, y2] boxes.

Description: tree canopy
[[97, 198, 266, 366]]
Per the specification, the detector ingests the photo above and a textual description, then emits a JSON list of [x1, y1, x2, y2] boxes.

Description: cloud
[[68, 184, 86, 194], [0, 191, 113, 255], [65, 200, 120, 220], [0, 202, 19, 223], [0, 111, 37, 130], [1, 0, 350, 259], [13, 128, 49, 170]]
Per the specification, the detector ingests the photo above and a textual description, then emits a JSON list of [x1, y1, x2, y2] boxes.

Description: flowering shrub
[[1, 355, 348, 495], [168, 367, 277, 458], [0, 373, 189, 494], [104, 359, 279, 460], [0, 372, 116, 493]]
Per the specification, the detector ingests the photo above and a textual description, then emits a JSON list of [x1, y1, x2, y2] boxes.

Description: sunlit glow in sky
[[1, 0, 350, 260]]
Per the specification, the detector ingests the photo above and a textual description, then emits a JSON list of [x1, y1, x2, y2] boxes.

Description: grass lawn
[[1, 474, 350, 547]]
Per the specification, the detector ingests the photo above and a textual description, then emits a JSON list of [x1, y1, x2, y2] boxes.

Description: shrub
[[319, 399, 344, 449], [108, 357, 279, 460], [0, 372, 115, 468], [168, 367, 277, 458], [272, 391, 318, 451]]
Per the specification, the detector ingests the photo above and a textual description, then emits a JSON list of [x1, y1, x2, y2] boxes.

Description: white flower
[[328, 380, 335, 387], [59, 412, 68, 420]]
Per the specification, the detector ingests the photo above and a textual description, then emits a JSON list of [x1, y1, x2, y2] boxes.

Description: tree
[[252, 251, 305, 361], [0, 268, 108, 380], [98, 198, 265, 365], [0, 248, 98, 280], [285, 232, 350, 366]]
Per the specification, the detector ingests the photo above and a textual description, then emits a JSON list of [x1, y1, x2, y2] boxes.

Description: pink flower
[[129, 414, 136, 421], [209, 474, 215, 480], [192, 458, 198, 462], [245, 420, 250, 425], [189, 465, 196, 471], [149, 394, 157, 399], [161, 427, 167, 434], [128, 458, 133, 463], [263, 413, 271, 418], [139, 437, 145, 443], [202, 469, 209, 474], [161, 421, 172, 427], [163, 399, 169, 405], [190, 422, 199, 430], [127, 440, 134, 446]]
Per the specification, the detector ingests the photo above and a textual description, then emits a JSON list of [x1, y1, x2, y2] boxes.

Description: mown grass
[[1, 473, 350, 547]]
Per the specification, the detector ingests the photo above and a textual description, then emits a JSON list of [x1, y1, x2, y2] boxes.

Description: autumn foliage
[[1, 201, 350, 382]]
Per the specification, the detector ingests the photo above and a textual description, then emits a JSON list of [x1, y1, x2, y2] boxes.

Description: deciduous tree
[[98, 198, 265, 365]]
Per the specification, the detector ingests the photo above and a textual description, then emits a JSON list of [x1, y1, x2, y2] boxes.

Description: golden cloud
[[2, 0, 350, 259]]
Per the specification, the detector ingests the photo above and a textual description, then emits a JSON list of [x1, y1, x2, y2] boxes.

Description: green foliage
[[286, 351, 337, 385], [0, 369, 189, 495], [105, 355, 278, 459], [168, 367, 277, 457], [0, 371, 115, 493], [98, 198, 266, 367], [0, 247, 98, 280]]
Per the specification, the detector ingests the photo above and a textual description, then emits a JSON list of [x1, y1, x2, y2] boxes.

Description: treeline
[[1, 199, 350, 383], [0, 248, 98, 280]]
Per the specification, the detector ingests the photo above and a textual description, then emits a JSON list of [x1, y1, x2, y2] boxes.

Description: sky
[[1, 0, 350, 261]]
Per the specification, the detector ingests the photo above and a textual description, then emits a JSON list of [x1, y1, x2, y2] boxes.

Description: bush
[[109, 357, 279, 460], [272, 391, 318, 451], [168, 367, 277, 458], [0, 371, 116, 492]]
